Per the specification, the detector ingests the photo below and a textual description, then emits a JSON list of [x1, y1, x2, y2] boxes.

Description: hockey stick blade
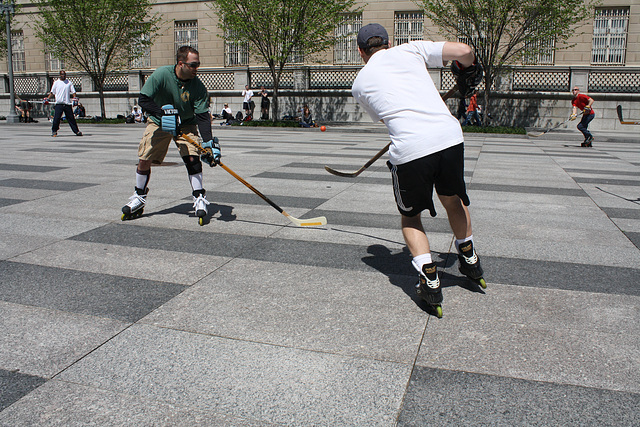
[[617, 105, 640, 125], [324, 142, 390, 177], [324, 85, 459, 178], [180, 133, 326, 227]]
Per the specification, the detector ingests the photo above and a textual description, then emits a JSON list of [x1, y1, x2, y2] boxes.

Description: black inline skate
[[457, 241, 486, 289], [415, 262, 443, 318]]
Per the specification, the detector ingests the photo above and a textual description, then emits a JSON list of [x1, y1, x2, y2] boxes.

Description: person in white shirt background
[[45, 70, 82, 137]]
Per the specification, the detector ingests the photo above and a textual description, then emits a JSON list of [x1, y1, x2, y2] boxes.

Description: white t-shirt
[[352, 41, 464, 165], [50, 79, 77, 105], [242, 89, 254, 103]]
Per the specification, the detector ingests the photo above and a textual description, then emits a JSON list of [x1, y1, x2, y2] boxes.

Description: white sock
[[189, 173, 204, 192], [135, 170, 150, 190], [455, 235, 473, 253], [411, 253, 433, 273]]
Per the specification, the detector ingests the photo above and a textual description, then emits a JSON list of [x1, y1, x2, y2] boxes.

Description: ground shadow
[[361, 244, 485, 313], [139, 202, 236, 223]]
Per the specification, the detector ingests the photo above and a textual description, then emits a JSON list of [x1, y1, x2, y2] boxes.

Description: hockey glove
[[43, 97, 50, 105], [570, 114, 578, 121], [583, 107, 592, 115], [201, 137, 221, 167], [161, 104, 180, 136], [451, 59, 484, 98]]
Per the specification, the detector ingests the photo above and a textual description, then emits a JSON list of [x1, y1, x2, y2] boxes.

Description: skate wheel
[[478, 278, 487, 289], [435, 305, 443, 318], [198, 217, 204, 226], [121, 213, 127, 221]]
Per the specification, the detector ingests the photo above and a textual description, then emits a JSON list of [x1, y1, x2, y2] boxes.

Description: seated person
[[299, 105, 317, 128], [221, 103, 233, 123], [15, 98, 33, 122], [132, 106, 143, 122], [74, 103, 86, 118]]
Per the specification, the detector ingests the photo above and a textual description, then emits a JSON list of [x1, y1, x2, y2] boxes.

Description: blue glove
[[201, 137, 221, 166], [161, 104, 179, 136]]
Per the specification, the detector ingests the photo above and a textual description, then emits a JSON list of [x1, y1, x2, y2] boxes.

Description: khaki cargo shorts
[[137, 122, 200, 163]]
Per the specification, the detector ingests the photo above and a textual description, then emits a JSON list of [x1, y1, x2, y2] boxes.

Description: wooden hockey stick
[[324, 85, 459, 178], [528, 115, 578, 137], [616, 105, 640, 125], [181, 133, 327, 227]]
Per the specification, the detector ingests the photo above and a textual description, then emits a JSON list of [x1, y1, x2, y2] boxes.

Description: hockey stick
[[180, 133, 327, 227], [616, 105, 640, 125], [324, 85, 459, 178], [528, 114, 578, 137]]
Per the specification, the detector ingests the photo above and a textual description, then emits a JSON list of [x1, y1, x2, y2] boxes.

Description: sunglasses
[[184, 61, 200, 69]]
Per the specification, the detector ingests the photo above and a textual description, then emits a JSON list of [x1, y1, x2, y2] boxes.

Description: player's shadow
[[141, 202, 236, 224], [361, 244, 484, 314]]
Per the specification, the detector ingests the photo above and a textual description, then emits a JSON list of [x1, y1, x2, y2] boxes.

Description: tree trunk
[[269, 66, 280, 122]]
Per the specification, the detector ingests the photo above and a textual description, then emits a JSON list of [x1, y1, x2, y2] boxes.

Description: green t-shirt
[[140, 65, 209, 126]]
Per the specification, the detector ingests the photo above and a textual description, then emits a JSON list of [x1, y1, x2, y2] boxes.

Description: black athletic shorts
[[387, 143, 469, 218]]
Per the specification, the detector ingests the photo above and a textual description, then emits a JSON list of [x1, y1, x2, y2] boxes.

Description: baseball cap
[[357, 23, 389, 49]]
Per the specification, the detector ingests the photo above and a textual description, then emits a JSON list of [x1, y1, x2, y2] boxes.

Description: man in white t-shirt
[[351, 23, 485, 315], [45, 70, 82, 137], [242, 85, 254, 118]]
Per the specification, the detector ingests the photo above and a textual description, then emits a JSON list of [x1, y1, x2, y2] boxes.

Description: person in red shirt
[[462, 90, 481, 126], [571, 86, 595, 147]]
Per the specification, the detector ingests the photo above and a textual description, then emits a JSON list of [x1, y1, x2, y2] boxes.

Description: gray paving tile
[[58, 324, 410, 425], [311, 208, 452, 231], [19, 148, 88, 154], [12, 240, 230, 286], [0, 164, 66, 173], [565, 167, 640, 176], [0, 261, 186, 322], [143, 258, 427, 362], [397, 367, 640, 426], [0, 178, 97, 191], [0, 369, 46, 412], [0, 380, 268, 427], [0, 301, 127, 378], [469, 182, 588, 197]]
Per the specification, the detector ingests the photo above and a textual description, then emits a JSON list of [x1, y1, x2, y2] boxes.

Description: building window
[[45, 49, 64, 72], [224, 29, 248, 66], [394, 12, 423, 45], [523, 29, 555, 65], [131, 33, 151, 69], [334, 13, 362, 65], [591, 8, 629, 65], [286, 40, 304, 64], [175, 20, 198, 52], [11, 30, 25, 72]]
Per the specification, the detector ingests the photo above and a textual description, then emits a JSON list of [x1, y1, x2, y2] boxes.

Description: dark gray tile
[[0, 198, 25, 208], [0, 261, 186, 322], [0, 179, 97, 191], [212, 190, 327, 209], [565, 168, 640, 177], [255, 171, 390, 185], [397, 367, 640, 426], [20, 148, 88, 154], [72, 223, 640, 296], [468, 183, 588, 197], [0, 163, 67, 173], [625, 232, 640, 250], [574, 176, 640, 187], [480, 255, 640, 296], [311, 209, 451, 231], [0, 369, 46, 412], [601, 207, 640, 220]]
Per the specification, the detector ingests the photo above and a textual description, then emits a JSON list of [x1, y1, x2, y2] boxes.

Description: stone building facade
[[1, 0, 638, 129]]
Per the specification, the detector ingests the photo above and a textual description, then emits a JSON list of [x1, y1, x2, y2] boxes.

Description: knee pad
[[182, 155, 202, 175]]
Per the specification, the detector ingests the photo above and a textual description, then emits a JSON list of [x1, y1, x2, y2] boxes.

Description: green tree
[[32, 0, 160, 117], [0, 1, 20, 59], [209, 0, 362, 121], [416, 0, 595, 125]]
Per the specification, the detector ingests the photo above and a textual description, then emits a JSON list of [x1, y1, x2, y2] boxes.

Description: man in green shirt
[[121, 46, 221, 225]]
